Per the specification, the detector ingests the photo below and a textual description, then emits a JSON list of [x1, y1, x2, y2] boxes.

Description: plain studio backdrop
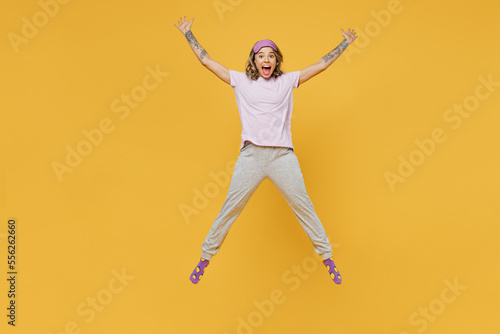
[[1, 0, 499, 333]]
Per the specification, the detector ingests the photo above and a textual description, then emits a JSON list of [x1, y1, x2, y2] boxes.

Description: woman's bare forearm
[[297, 28, 356, 85], [176, 22, 230, 84], [321, 38, 349, 69], [184, 30, 210, 65]]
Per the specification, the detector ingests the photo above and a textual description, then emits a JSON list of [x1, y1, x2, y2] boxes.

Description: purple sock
[[189, 258, 210, 284], [323, 257, 342, 284]]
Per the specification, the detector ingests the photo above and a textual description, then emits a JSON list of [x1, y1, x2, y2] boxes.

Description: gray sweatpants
[[201, 143, 334, 261]]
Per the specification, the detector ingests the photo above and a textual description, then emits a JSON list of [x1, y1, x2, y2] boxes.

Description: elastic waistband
[[241, 142, 293, 151]]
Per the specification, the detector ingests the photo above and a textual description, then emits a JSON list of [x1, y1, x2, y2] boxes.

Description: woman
[[174, 16, 357, 285]]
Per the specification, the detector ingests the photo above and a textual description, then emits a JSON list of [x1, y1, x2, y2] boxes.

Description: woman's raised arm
[[298, 28, 357, 86], [174, 16, 231, 85]]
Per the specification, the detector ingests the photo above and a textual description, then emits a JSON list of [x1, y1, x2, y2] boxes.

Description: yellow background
[[2, 0, 499, 333]]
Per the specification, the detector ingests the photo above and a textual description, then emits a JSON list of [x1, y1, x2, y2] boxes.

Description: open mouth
[[262, 65, 272, 76]]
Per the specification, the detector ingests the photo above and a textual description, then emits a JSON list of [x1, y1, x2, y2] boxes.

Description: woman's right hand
[[174, 16, 194, 34]]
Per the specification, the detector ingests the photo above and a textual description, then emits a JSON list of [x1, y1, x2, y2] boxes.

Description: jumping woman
[[174, 16, 357, 285]]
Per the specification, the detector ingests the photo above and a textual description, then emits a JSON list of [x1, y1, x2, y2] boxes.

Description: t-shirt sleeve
[[291, 71, 301, 89], [229, 70, 245, 87]]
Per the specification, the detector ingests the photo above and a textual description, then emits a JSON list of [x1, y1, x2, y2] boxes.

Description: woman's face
[[254, 47, 277, 79]]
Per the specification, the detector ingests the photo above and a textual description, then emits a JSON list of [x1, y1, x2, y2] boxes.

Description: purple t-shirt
[[229, 70, 301, 151]]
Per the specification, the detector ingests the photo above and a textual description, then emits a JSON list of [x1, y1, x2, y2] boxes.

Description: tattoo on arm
[[322, 39, 349, 64], [185, 30, 209, 60], [184, 30, 199, 48]]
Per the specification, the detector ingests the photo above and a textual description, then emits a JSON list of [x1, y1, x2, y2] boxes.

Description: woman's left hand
[[341, 28, 357, 44]]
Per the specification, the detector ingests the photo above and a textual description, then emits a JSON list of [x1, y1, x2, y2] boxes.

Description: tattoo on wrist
[[322, 38, 349, 63], [184, 30, 199, 48], [185, 30, 209, 60]]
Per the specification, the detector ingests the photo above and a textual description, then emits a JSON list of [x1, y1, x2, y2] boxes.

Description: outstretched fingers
[[174, 16, 194, 33], [342, 28, 357, 44]]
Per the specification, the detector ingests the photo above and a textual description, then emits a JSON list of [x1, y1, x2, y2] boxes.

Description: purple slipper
[[323, 257, 342, 284], [190, 258, 210, 284]]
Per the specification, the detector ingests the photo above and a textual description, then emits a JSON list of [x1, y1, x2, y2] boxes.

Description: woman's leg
[[266, 148, 341, 284], [191, 144, 265, 283], [266, 148, 334, 260], [200, 144, 265, 260]]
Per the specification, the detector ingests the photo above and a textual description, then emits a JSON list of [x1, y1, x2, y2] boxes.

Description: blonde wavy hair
[[245, 42, 285, 80]]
